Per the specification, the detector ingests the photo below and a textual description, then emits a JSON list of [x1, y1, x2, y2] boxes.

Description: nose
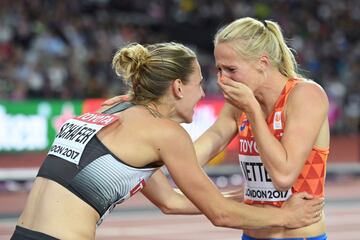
[[217, 71, 229, 82], [217, 71, 222, 81]]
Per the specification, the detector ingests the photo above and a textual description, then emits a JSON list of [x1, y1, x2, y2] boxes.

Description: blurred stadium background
[[0, 0, 359, 239]]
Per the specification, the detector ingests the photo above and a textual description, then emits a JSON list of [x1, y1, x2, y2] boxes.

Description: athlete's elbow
[[272, 176, 294, 192], [208, 209, 238, 228], [157, 201, 181, 215], [210, 214, 230, 227], [274, 184, 291, 192], [159, 205, 174, 214]]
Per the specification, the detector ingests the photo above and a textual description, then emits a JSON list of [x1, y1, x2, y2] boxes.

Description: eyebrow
[[216, 63, 237, 69]]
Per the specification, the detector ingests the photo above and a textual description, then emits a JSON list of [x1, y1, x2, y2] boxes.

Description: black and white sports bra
[[37, 102, 160, 225]]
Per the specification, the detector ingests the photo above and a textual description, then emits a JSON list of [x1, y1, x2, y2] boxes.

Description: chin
[[177, 111, 193, 124], [184, 115, 193, 124], [182, 118, 192, 124]]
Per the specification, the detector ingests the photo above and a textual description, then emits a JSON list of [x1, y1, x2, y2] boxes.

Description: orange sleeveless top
[[238, 79, 329, 207]]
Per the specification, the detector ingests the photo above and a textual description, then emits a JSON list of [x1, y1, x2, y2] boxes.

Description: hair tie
[[262, 20, 268, 28]]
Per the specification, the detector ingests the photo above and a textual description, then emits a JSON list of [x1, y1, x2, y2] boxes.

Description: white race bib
[[239, 155, 292, 201], [48, 112, 118, 165]]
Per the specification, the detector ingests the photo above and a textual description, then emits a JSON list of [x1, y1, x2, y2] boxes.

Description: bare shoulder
[[290, 79, 329, 107], [155, 118, 192, 143], [151, 118, 195, 160]]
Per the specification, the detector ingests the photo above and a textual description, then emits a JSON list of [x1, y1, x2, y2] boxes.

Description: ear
[[256, 54, 270, 72], [172, 79, 184, 99]]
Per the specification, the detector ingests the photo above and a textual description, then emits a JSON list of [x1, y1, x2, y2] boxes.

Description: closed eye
[[226, 67, 236, 72], [217, 67, 236, 73]]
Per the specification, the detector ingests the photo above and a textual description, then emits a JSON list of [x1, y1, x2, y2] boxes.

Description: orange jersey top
[[238, 78, 329, 207]]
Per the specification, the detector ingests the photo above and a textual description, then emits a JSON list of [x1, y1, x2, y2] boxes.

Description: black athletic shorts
[[10, 226, 59, 240]]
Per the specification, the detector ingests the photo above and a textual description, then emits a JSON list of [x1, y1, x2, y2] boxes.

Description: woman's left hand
[[217, 76, 259, 114], [101, 95, 129, 106]]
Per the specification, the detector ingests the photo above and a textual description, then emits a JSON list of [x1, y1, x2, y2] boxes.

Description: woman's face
[[177, 60, 205, 123], [214, 42, 260, 90]]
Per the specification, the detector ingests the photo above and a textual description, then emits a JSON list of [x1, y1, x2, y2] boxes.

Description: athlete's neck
[[254, 73, 288, 117]]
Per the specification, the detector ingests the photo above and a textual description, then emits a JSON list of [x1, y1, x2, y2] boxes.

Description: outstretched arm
[[102, 95, 239, 167], [141, 169, 200, 214], [194, 102, 239, 166], [160, 122, 323, 229], [142, 169, 245, 214]]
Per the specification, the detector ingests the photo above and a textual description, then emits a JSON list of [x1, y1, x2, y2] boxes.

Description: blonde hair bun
[[112, 43, 150, 82]]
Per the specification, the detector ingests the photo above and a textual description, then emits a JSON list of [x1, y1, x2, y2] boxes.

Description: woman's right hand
[[101, 95, 129, 106], [282, 192, 324, 228], [217, 76, 259, 114]]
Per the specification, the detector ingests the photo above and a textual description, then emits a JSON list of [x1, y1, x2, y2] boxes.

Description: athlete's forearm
[[194, 130, 229, 166], [218, 200, 287, 229], [142, 170, 201, 215], [246, 106, 292, 190], [194, 104, 238, 166], [159, 191, 202, 215], [216, 192, 323, 230]]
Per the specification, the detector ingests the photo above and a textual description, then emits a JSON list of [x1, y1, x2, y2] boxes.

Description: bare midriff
[[17, 177, 100, 240], [243, 203, 325, 239]]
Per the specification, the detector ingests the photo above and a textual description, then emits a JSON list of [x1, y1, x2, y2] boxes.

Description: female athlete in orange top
[[193, 17, 329, 239]]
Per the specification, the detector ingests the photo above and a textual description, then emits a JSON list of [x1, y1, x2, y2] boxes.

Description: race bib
[[48, 112, 118, 165], [239, 154, 292, 202]]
